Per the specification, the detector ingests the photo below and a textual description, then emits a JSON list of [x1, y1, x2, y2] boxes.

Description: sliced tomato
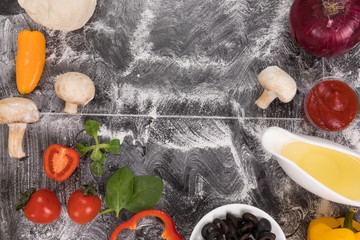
[[43, 144, 80, 181]]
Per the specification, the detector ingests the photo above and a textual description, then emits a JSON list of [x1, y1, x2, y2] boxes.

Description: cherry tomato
[[67, 190, 101, 224], [43, 144, 80, 181], [24, 189, 61, 224]]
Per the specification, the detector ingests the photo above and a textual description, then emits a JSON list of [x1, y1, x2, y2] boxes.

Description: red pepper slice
[[110, 209, 183, 240]]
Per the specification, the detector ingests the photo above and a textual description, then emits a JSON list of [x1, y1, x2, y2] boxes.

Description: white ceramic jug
[[262, 126, 360, 206]]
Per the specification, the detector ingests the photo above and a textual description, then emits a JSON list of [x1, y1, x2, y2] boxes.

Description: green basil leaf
[[108, 139, 120, 154], [124, 176, 163, 213], [84, 120, 99, 137], [90, 148, 104, 161], [91, 161, 104, 176], [75, 143, 89, 155], [104, 167, 134, 217]]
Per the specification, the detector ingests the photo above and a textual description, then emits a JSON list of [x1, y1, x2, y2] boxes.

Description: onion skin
[[289, 0, 360, 57]]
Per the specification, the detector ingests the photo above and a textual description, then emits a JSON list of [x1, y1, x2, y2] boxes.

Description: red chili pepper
[[110, 209, 183, 240]]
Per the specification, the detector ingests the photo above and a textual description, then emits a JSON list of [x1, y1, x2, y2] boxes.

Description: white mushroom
[[255, 66, 297, 109], [0, 97, 40, 158], [55, 72, 95, 114]]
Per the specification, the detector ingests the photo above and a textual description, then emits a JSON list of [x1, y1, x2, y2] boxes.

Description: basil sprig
[[76, 120, 121, 176], [101, 167, 164, 217]]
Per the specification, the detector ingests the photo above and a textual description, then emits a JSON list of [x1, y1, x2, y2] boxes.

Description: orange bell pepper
[[110, 209, 183, 240], [16, 30, 45, 94]]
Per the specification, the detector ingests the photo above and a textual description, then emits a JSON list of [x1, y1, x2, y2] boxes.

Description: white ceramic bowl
[[190, 203, 286, 240]]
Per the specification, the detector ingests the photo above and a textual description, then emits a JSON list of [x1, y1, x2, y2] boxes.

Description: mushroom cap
[[0, 97, 40, 124], [55, 72, 95, 105], [258, 66, 297, 102]]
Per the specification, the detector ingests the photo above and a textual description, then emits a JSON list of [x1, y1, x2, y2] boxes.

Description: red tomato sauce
[[304, 79, 358, 131]]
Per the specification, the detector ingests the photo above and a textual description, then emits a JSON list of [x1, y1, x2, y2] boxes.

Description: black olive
[[227, 213, 239, 228], [214, 218, 230, 235], [239, 233, 251, 240], [237, 217, 245, 229], [257, 232, 276, 240], [202, 223, 220, 238], [252, 218, 272, 239], [252, 229, 260, 239], [225, 218, 235, 228], [242, 212, 259, 225], [240, 221, 255, 234], [206, 229, 223, 240], [226, 221, 240, 239], [257, 218, 272, 232]]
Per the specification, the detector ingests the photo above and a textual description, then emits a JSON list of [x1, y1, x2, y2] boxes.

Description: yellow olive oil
[[280, 141, 360, 201]]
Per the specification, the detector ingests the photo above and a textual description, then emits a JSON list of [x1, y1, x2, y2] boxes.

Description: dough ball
[[18, 0, 97, 31]]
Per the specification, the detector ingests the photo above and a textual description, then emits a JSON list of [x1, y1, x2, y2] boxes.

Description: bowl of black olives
[[189, 204, 286, 240]]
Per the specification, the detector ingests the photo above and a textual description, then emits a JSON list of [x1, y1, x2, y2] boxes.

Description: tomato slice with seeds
[[43, 144, 80, 181]]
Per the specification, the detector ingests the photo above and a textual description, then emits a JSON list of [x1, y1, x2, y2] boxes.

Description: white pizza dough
[[18, 0, 97, 31]]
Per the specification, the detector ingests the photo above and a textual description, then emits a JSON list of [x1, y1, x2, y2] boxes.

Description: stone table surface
[[1, 0, 360, 239]]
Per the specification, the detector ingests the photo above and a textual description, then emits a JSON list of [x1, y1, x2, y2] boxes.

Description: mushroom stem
[[255, 90, 278, 109], [8, 123, 27, 158], [64, 102, 78, 114]]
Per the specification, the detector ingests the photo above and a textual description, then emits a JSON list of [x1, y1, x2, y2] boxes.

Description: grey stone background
[[1, 0, 360, 239]]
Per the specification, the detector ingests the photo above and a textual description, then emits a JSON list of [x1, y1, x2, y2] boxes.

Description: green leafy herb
[[75, 143, 88, 156], [91, 161, 105, 176], [76, 120, 121, 176], [108, 139, 121, 154], [84, 120, 100, 137], [101, 167, 163, 217]]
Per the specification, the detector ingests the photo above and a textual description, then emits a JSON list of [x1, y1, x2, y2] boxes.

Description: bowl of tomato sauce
[[303, 77, 359, 131]]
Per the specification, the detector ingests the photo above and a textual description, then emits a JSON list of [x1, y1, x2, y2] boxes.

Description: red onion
[[289, 0, 360, 57]]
